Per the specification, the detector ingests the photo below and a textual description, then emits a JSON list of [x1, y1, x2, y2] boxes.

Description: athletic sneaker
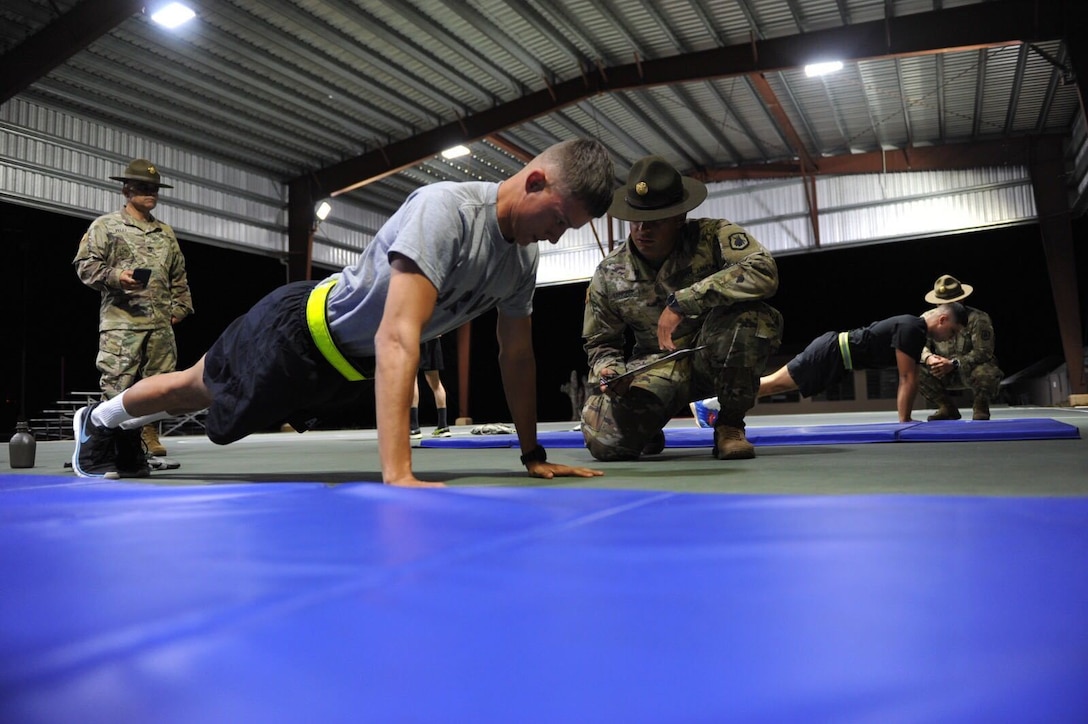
[[115, 427, 150, 478], [431, 426, 452, 438], [409, 428, 423, 440], [72, 404, 120, 479], [147, 455, 181, 471], [692, 399, 718, 429]]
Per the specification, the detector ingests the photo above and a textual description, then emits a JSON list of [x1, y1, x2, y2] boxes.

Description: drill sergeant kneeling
[[581, 156, 783, 461]]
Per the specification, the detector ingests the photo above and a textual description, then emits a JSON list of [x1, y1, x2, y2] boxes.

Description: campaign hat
[[608, 155, 707, 221]]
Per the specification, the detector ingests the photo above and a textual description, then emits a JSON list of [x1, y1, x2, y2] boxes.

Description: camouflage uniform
[[919, 306, 1002, 407], [581, 218, 783, 460], [74, 209, 193, 399]]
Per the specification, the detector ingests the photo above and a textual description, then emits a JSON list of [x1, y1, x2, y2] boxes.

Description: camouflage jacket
[[583, 218, 778, 379], [74, 208, 194, 331], [922, 305, 997, 374]]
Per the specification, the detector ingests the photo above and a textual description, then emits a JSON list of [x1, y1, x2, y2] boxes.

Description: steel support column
[[1028, 136, 1086, 395], [287, 178, 315, 282]]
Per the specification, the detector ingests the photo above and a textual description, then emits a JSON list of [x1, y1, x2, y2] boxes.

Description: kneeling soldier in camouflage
[[918, 275, 1003, 420], [581, 156, 783, 461]]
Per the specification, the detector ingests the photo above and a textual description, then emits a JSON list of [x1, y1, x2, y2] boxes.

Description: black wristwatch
[[665, 292, 683, 313], [520, 444, 547, 466], [951, 358, 961, 370]]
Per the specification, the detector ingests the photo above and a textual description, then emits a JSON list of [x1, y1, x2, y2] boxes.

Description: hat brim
[[925, 283, 973, 304], [110, 175, 173, 189], [608, 176, 708, 221]]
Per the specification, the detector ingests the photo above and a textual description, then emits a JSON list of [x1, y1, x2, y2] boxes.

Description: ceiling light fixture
[[441, 145, 471, 159], [150, 2, 196, 29], [315, 200, 332, 221], [805, 61, 843, 77]]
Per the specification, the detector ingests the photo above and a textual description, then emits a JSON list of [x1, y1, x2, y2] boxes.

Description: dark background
[[2, 199, 1085, 435]]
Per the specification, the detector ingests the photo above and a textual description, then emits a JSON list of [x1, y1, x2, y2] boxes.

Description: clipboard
[[601, 345, 709, 387]]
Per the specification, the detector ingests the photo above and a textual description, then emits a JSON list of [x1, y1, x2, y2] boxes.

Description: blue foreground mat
[[2, 476, 1087, 722], [422, 417, 1080, 449]]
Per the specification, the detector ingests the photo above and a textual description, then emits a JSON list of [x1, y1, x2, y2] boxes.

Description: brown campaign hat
[[608, 155, 707, 221], [925, 274, 973, 304], [109, 158, 173, 188]]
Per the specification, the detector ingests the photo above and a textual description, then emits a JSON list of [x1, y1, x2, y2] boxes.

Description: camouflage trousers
[[582, 301, 783, 461], [918, 360, 1003, 405], [97, 326, 178, 399]]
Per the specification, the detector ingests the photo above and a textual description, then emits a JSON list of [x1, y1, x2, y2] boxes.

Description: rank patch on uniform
[[729, 232, 750, 250]]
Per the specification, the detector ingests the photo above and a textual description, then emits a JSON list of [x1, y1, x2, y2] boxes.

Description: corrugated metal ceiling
[[1, 0, 1083, 220]]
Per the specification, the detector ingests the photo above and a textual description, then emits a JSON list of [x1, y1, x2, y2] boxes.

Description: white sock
[[119, 412, 172, 430], [90, 392, 133, 428]]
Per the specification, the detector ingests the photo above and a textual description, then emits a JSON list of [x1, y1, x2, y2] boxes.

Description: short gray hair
[[538, 139, 615, 218], [928, 301, 968, 326]]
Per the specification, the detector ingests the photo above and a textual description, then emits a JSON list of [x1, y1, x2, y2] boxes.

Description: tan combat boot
[[926, 402, 961, 421], [972, 398, 991, 421], [713, 425, 755, 460], [141, 424, 167, 456]]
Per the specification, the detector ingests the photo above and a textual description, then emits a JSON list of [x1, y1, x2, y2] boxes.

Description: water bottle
[[8, 421, 36, 469]]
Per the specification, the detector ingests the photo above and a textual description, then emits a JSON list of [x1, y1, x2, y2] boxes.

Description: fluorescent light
[[805, 61, 843, 77], [315, 201, 332, 221], [151, 2, 196, 28], [441, 145, 471, 159]]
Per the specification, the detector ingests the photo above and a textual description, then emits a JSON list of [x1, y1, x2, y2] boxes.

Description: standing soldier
[[74, 159, 193, 464], [581, 156, 783, 461], [919, 274, 1002, 420]]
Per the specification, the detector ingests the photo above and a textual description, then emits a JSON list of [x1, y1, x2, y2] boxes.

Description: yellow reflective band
[[306, 278, 366, 381], [837, 331, 853, 371]]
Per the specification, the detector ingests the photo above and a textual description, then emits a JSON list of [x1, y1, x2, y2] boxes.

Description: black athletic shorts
[[419, 338, 444, 372], [202, 281, 373, 444], [785, 330, 849, 399]]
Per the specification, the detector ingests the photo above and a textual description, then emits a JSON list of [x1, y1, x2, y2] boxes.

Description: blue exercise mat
[[421, 418, 1080, 449], [898, 417, 1081, 441], [2, 477, 1087, 722]]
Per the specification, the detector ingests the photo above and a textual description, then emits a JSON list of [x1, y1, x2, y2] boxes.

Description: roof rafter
[[692, 135, 1065, 180], [305, 0, 1063, 196]]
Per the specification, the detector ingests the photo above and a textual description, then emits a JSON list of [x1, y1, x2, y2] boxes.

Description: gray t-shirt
[[325, 181, 538, 358]]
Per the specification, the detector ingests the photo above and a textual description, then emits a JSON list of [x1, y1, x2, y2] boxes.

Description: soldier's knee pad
[[584, 436, 639, 462], [580, 391, 653, 462]]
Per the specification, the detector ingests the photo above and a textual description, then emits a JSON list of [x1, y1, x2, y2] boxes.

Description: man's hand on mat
[[526, 461, 604, 479]]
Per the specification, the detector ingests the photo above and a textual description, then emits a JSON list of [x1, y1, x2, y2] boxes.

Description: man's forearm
[[375, 338, 418, 484], [499, 350, 539, 454], [897, 377, 918, 422]]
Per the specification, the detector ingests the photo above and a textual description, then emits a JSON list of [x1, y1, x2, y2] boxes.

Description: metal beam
[[0, 0, 144, 103], [748, 73, 821, 244], [693, 135, 1067, 180], [303, 0, 1063, 196], [749, 73, 819, 170]]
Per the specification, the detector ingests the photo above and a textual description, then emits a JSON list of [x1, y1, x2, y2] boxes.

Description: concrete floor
[[8, 406, 1086, 497]]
